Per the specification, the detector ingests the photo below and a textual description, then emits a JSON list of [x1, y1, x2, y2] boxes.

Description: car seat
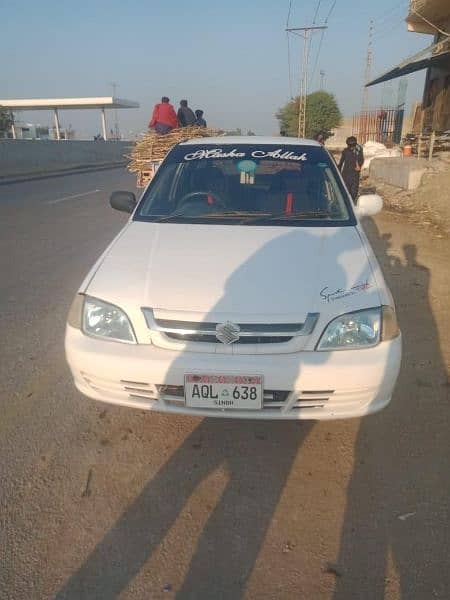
[[276, 168, 328, 213], [189, 166, 227, 205]]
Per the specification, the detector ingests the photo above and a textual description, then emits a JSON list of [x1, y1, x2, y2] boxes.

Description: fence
[[352, 108, 404, 146]]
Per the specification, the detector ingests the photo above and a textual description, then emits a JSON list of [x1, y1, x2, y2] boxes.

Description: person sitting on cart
[[195, 109, 207, 128], [148, 97, 178, 134], [177, 100, 196, 127]]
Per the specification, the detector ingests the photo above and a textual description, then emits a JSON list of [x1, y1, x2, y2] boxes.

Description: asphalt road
[[0, 168, 449, 599]]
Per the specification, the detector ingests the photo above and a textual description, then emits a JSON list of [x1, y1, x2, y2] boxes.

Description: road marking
[[47, 189, 101, 204]]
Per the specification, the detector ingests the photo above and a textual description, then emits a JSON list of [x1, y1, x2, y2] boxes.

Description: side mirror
[[110, 191, 137, 214], [355, 194, 383, 218]]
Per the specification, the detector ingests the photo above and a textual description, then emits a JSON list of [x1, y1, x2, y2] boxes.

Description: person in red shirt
[[148, 97, 178, 134]]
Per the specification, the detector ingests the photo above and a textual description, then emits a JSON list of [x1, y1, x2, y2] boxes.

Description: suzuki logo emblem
[[215, 322, 240, 345]]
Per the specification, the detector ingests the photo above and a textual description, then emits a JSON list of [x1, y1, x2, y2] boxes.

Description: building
[[367, 0, 449, 134], [0, 97, 139, 140], [7, 121, 50, 140]]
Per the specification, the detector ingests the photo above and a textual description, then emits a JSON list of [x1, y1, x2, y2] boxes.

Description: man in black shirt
[[195, 109, 207, 127], [177, 99, 196, 127], [338, 136, 364, 202]]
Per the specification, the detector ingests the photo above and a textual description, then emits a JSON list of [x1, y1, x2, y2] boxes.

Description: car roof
[[179, 135, 321, 147]]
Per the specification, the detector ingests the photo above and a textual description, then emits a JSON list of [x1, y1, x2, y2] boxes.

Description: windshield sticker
[[251, 149, 307, 161], [184, 148, 246, 160], [237, 159, 258, 173], [320, 280, 372, 303], [184, 148, 308, 162]]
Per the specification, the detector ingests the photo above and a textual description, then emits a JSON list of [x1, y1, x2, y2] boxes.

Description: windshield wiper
[[196, 211, 273, 218], [243, 210, 330, 224], [151, 213, 197, 222], [151, 210, 329, 223], [152, 211, 272, 222]]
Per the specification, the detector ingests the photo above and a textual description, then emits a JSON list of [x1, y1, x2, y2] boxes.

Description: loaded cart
[[128, 126, 221, 188], [136, 160, 163, 188]]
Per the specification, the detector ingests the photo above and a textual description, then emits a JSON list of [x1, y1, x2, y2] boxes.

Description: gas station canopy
[[0, 97, 140, 140]]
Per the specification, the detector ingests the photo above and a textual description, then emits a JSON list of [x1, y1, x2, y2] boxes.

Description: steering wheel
[[177, 191, 226, 211]]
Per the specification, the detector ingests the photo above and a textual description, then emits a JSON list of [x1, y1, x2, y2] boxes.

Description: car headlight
[[81, 296, 136, 343], [316, 306, 399, 351]]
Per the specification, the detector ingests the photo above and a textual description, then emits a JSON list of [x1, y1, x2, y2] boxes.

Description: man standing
[[177, 100, 196, 127], [338, 136, 364, 202], [148, 97, 178, 134], [195, 109, 207, 127]]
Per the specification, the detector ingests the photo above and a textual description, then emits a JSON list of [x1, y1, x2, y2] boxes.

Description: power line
[[312, 0, 322, 24], [286, 0, 293, 28], [375, 5, 407, 29], [286, 0, 294, 98], [287, 32, 294, 98], [310, 0, 336, 86], [374, 0, 408, 24], [311, 29, 326, 84], [324, 0, 337, 24], [372, 14, 408, 41]]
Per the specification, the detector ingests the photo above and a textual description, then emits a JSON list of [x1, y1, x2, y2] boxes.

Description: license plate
[[184, 374, 263, 410]]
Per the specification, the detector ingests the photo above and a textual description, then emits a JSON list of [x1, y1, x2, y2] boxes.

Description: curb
[[0, 161, 127, 186]]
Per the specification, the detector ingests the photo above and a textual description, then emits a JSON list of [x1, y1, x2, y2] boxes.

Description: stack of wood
[[128, 126, 222, 187], [415, 132, 450, 158], [403, 131, 450, 159]]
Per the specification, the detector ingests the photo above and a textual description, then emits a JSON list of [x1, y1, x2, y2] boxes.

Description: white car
[[65, 136, 401, 419]]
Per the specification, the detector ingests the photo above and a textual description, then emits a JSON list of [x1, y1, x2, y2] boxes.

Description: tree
[[276, 91, 342, 140], [0, 106, 14, 136]]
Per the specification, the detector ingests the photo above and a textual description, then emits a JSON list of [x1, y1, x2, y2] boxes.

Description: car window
[[135, 144, 354, 226]]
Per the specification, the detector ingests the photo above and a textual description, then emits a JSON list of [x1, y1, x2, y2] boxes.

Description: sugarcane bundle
[[127, 126, 222, 175]]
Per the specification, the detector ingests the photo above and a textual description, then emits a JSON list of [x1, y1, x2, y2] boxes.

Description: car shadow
[[56, 226, 374, 599], [57, 419, 314, 599], [333, 219, 450, 599]]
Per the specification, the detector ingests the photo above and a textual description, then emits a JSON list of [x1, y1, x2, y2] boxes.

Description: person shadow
[[55, 226, 363, 599], [333, 220, 450, 599]]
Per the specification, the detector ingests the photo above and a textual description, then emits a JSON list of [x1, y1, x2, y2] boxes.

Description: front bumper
[[65, 325, 402, 420]]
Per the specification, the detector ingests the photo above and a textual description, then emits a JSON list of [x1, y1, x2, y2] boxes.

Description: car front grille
[[290, 390, 334, 409], [80, 373, 367, 415], [83, 373, 293, 410], [164, 332, 293, 344], [142, 309, 319, 346]]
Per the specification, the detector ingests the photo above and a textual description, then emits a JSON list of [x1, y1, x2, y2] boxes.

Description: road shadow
[[333, 219, 450, 599], [56, 225, 365, 599], [57, 419, 313, 599]]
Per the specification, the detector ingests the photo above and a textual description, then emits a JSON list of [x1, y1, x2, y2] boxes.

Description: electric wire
[[286, 0, 294, 98], [311, 0, 337, 87]]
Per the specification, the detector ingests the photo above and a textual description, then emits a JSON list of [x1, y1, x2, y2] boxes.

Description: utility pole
[[361, 21, 374, 111], [110, 81, 120, 140], [360, 20, 374, 143], [320, 70, 325, 90], [286, 25, 327, 138]]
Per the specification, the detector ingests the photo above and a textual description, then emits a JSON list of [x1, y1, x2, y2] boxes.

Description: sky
[[1, 0, 431, 138]]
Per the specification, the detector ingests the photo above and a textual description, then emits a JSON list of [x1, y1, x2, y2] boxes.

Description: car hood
[[85, 221, 381, 322]]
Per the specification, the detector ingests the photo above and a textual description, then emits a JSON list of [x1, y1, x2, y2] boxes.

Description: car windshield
[[135, 143, 353, 226]]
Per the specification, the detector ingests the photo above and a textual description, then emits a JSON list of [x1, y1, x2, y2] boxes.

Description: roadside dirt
[[363, 158, 450, 236]]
